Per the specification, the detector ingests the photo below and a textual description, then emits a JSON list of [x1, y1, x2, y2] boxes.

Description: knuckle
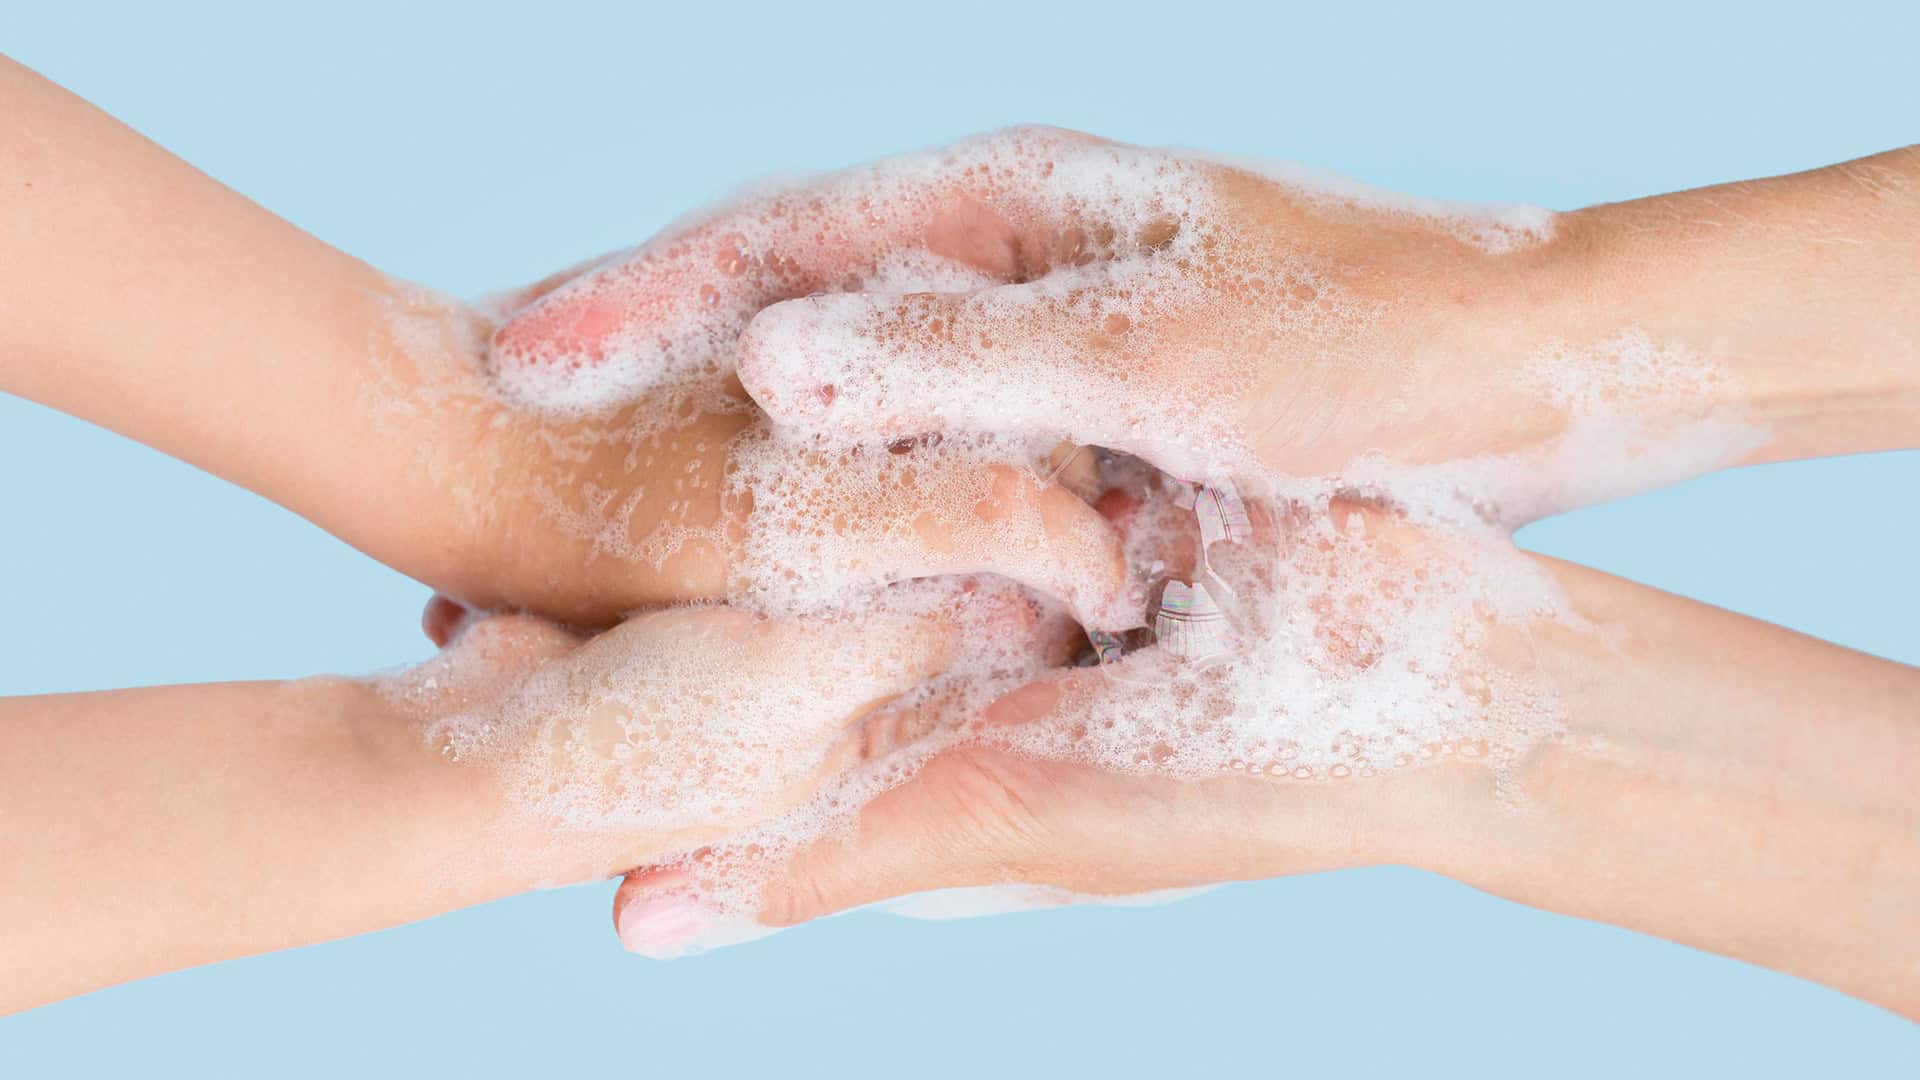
[[919, 748, 1056, 871], [758, 868, 836, 929]]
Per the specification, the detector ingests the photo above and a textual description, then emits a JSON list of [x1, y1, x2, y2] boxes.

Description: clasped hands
[[6, 56, 1914, 1017], [373, 128, 1919, 991], [393, 127, 1577, 953]]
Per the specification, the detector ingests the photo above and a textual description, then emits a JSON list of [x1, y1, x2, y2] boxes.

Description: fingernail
[[616, 894, 714, 960]]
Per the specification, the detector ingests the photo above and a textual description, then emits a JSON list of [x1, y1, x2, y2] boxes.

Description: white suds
[[379, 129, 1765, 953]]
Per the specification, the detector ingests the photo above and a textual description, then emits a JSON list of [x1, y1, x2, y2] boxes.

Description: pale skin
[[0, 58, 1128, 629], [0, 58, 1093, 1013], [1, 53, 1915, 1018], [0, 598, 1034, 1014]]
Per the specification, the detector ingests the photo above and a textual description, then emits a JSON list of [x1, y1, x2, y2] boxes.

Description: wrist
[[369, 619, 688, 894], [305, 675, 539, 900]]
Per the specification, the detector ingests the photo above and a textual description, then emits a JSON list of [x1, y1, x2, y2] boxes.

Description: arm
[[621, 558, 1920, 1016], [0, 57, 512, 609], [0, 65, 1125, 626], [1453, 559, 1920, 1016], [0, 677, 506, 1014], [0, 597, 987, 1014], [1528, 145, 1920, 467]]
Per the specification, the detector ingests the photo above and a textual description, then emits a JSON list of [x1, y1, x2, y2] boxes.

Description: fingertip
[[614, 863, 785, 959], [1044, 443, 1103, 503], [982, 678, 1065, 727], [612, 866, 683, 933], [1093, 536, 1146, 632], [737, 296, 844, 424], [1094, 487, 1140, 522], [612, 870, 711, 958], [741, 292, 969, 439], [421, 594, 471, 648]]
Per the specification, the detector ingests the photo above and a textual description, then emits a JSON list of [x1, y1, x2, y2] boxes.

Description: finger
[[736, 273, 1242, 478], [608, 747, 1058, 959], [420, 593, 477, 648], [904, 463, 1137, 632], [609, 598, 1091, 959], [732, 435, 1141, 630], [1043, 442, 1102, 503], [612, 864, 778, 959], [818, 581, 1085, 771], [485, 127, 1141, 409], [615, 642, 1404, 956]]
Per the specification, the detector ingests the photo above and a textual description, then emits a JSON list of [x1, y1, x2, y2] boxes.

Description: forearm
[[1548, 146, 1920, 463], [1441, 560, 1920, 1016], [0, 58, 523, 605], [0, 678, 514, 1013]]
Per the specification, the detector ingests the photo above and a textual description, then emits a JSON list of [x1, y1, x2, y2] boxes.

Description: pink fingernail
[[616, 895, 714, 960]]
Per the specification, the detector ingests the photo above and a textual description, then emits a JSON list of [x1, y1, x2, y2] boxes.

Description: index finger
[[485, 127, 1188, 411]]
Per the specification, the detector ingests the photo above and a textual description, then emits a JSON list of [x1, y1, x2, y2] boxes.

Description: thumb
[[610, 679, 1079, 957], [611, 746, 1064, 957]]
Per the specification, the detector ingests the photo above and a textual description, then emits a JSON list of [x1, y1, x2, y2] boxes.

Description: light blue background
[[3, 1, 1916, 1074]]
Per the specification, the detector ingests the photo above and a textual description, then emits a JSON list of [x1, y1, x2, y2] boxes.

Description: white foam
[[389, 128, 1767, 948]]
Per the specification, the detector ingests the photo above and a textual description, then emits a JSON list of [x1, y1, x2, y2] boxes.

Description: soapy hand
[[393, 579, 1074, 889], [493, 126, 1569, 489], [460, 124, 1572, 633]]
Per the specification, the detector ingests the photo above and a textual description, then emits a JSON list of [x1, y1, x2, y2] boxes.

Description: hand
[[0, 67, 1130, 633], [392, 579, 1073, 891], [609, 521, 1920, 1021], [491, 127, 1570, 491], [504, 127, 1918, 523], [610, 662, 1493, 957], [0, 573, 1075, 1012]]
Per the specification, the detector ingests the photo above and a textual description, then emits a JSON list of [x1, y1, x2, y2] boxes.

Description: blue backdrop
[[3, 1, 1915, 1074]]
